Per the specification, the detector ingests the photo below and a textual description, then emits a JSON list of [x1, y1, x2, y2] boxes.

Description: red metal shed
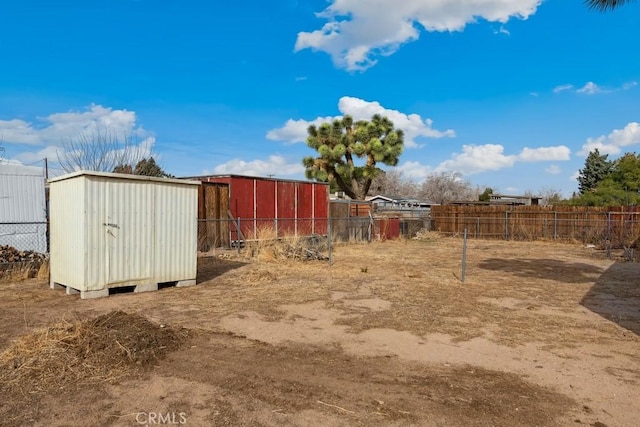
[[186, 175, 329, 240]]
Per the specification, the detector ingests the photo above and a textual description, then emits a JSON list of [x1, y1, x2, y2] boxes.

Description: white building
[[0, 164, 47, 253]]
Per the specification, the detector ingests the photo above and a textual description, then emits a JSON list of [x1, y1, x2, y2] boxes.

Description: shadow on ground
[[478, 258, 603, 284], [196, 257, 247, 284], [580, 261, 640, 336], [479, 257, 640, 336]]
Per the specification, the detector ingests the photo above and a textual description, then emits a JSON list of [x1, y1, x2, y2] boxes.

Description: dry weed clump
[[0, 311, 187, 395], [413, 229, 443, 241], [0, 259, 48, 283], [244, 225, 328, 262]]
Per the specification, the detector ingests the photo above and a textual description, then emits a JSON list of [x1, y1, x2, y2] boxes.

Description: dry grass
[[413, 229, 444, 241], [0, 311, 186, 394], [321, 239, 634, 347], [2, 238, 637, 357], [243, 225, 328, 263], [191, 237, 638, 348], [0, 237, 636, 426], [0, 259, 48, 283]]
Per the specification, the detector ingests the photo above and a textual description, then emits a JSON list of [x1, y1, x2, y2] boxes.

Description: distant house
[[367, 195, 437, 216], [0, 164, 47, 253], [489, 194, 541, 206], [449, 194, 541, 207]]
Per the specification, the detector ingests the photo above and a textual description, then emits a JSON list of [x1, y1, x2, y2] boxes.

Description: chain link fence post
[[461, 228, 468, 283], [236, 217, 241, 254], [327, 218, 332, 266]]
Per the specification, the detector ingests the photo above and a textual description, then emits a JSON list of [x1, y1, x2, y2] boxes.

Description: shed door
[[105, 180, 154, 286]]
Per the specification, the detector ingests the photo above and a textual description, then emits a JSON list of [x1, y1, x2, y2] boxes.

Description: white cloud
[[0, 104, 139, 146], [554, 81, 635, 95], [518, 146, 570, 162], [395, 161, 433, 180], [267, 96, 454, 148], [577, 82, 603, 95], [437, 144, 517, 175], [435, 143, 570, 175], [579, 122, 640, 156], [553, 84, 574, 94], [545, 165, 562, 174], [295, 0, 542, 71], [0, 105, 154, 173], [13, 145, 62, 164], [494, 26, 511, 36], [266, 116, 335, 144], [212, 155, 305, 177]]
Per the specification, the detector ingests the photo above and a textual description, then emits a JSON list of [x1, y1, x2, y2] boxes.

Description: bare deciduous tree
[[419, 171, 482, 204], [369, 169, 419, 198], [57, 128, 151, 173]]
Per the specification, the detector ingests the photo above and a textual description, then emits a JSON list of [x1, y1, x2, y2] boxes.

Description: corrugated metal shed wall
[[193, 175, 329, 239], [0, 164, 47, 253], [154, 181, 198, 283], [49, 174, 86, 288], [49, 172, 198, 293]]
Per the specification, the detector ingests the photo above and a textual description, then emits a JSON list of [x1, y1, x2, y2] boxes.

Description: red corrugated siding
[[277, 181, 296, 235], [297, 183, 313, 235], [188, 176, 329, 238], [253, 180, 274, 237], [314, 183, 329, 234]]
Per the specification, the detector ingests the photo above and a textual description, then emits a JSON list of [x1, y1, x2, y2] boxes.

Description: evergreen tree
[[478, 187, 494, 202], [610, 152, 640, 193], [113, 157, 173, 178], [134, 157, 173, 177], [577, 149, 613, 194], [303, 114, 403, 200], [113, 164, 133, 174]]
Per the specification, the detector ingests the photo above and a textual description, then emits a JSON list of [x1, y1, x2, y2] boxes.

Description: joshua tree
[[585, 0, 635, 11]]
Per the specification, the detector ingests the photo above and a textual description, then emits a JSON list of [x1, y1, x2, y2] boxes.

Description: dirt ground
[[0, 236, 638, 426]]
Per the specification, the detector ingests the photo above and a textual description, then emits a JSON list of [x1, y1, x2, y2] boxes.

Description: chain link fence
[[196, 217, 427, 265], [196, 216, 429, 253], [0, 222, 48, 255], [0, 222, 49, 280]]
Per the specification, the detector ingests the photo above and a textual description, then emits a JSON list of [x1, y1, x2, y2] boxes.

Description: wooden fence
[[430, 205, 640, 245], [197, 183, 230, 251]]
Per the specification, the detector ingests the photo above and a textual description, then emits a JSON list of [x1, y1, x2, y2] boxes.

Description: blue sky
[[1, 0, 639, 197]]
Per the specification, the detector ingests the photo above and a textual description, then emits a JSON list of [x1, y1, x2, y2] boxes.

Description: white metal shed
[[48, 171, 200, 299], [0, 164, 47, 253]]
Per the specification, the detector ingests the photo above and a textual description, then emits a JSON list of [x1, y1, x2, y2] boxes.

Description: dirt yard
[[0, 236, 638, 426]]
